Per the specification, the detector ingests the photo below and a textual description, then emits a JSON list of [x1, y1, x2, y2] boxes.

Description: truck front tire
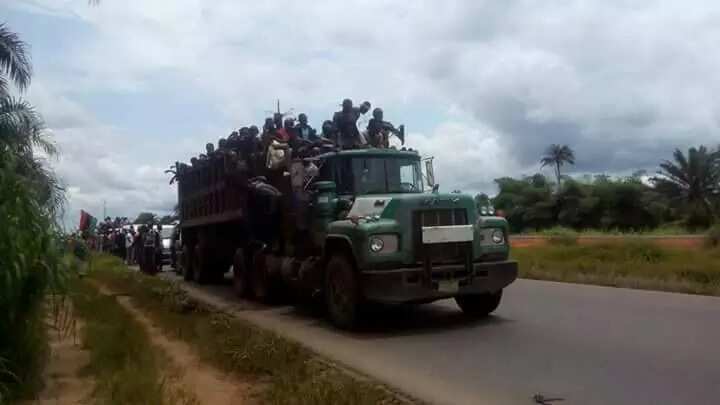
[[455, 290, 503, 317], [325, 254, 360, 330]]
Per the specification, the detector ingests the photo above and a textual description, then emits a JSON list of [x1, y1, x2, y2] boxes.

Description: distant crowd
[[94, 216, 168, 272]]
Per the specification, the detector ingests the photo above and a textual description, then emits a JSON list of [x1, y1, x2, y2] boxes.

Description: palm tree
[[0, 23, 63, 213], [540, 144, 576, 189], [653, 146, 720, 219], [0, 23, 32, 96]]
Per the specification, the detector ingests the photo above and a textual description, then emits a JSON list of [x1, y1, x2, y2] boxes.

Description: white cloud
[[6, 0, 720, 228]]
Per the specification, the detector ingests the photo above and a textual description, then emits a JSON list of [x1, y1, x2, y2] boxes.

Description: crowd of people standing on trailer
[[175, 98, 403, 178], [168, 99, 404, 257]]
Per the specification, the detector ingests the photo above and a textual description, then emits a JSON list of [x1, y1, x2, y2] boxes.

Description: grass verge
[[513, 241, 720, 296], [86, 255, 395, 405], [70, 278, 196, 405]]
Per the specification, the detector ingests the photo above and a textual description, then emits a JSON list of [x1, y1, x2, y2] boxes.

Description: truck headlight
[[369, 237, 384, 252], [368, 234, 399, 253], [491, 229, 504, 244], [162, 238, 171, 249]]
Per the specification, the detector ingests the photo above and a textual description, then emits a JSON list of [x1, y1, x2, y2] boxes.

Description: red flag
[[79, 210, 90, 231]]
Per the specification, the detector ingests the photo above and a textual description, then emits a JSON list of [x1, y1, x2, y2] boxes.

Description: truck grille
[[413, 209, 471, 265]]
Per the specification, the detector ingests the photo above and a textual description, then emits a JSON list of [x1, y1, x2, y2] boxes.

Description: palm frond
[[0, 24, 32, 92], [0, 96, 51, 156]]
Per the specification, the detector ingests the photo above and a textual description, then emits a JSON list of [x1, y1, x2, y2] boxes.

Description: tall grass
[[519, 224, 702, 236], [89, 255, 391, 405], [71, 279, 196, 405], [0, 156, 66, 403], [514, 241, 720, 295]]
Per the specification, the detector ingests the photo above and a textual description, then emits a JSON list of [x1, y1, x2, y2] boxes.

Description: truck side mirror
[[424, 158, 435, 188], [432, 184, 440, 193]]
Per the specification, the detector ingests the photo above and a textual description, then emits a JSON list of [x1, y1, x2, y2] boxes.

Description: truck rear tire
[[455, 290, 503, 317], [193, 244, 211, 284], [233, 248, 249, 298], [325, 254, 360, 330], [182, 245, 193, 281], [251, 251, 271, 303]]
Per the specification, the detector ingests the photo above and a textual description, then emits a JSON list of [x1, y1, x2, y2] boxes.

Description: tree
[[134, 212, 158, 224], [540, 144, 576, 189], [0, 24, 65, 402], [653, 146, 720, 226], [0, 24, 32, 96], [474, 193, 490, 213], [0, 24, 61, 214], [158, 214, 178, 225]]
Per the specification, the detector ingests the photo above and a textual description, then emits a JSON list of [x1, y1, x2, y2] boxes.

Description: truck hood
[[347, 193, 476, 220]]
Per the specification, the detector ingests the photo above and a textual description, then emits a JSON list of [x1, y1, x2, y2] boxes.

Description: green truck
[[176, 146, 518, 329]]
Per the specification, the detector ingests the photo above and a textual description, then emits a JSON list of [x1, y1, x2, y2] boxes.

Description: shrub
[[707, 225, 720, 248], [543, 227, 579, 246]]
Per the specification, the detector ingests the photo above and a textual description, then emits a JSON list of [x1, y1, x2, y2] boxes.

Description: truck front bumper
[[360, 261, 518, 304]]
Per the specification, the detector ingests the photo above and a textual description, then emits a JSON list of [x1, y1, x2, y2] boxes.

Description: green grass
[[70, 278, 196, 405], [518, 225, 703, 236], [513, 241, 720, 295], [86, 255, 393, 405], [0, 301, 48, 405]]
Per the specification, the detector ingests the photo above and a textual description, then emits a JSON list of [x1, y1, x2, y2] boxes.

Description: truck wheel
[[192, 245, 211, 284], [455, 290, 503, 317], [232, 248, 249, 298], [325, 254, 360, 330], [182, 245, 193, 281], [251, 251, 270, 302]]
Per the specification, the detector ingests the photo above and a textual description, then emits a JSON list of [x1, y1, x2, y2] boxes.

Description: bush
[[542, 227, 579, 246], [707, 225, 720, 248]]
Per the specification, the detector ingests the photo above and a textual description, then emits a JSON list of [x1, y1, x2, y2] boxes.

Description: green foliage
[[0, 23, 66, 403], [134, 212, 158, 224], [158, 214, 177, 225], [494, 174, 675, 233], [653, 146, 720, 226], [543, 228, 578, 246], [707, 225, 720, 248], [540, 144, 576, 188], [0, 157, 65, 403], [513, 242, 720, 295]]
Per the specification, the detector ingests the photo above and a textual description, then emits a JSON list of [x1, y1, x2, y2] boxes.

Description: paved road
[[162, 272, 720, 405]]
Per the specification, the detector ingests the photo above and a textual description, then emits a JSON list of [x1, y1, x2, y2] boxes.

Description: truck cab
[[310, 148, 518, 328]]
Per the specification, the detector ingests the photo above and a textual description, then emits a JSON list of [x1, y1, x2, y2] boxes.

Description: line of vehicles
[[167, 132, 518, 329]]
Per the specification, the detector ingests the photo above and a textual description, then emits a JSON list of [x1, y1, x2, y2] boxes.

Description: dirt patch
[[23, 314, 93, 404], [107, 289, 256, 405]]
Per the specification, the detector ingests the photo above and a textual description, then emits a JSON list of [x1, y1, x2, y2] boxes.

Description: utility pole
[[103, 199, 106, 220]]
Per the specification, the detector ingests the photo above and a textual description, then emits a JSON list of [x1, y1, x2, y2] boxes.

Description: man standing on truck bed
[[333, 98, 371, 149]]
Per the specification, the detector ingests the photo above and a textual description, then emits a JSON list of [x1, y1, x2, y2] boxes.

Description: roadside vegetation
[[0, 24, 68, 404], [476, 144, 720, 235], [86, 255, 395, 405], [513, 237, 720, 296], [70, 278, 197, 405]]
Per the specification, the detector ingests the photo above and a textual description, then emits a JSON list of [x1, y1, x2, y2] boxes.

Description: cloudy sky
[[4, 0, 720, 229]]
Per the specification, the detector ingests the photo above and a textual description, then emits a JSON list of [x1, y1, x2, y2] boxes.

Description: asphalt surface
[[161, 271, 720, 405]]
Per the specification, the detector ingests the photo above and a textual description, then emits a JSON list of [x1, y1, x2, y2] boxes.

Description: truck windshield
[[350, 157, 423, 194]]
